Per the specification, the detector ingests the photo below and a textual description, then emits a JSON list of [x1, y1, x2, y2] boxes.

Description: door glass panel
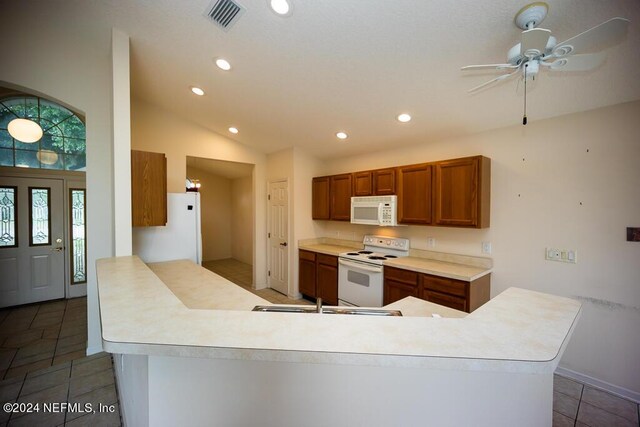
[[347, 270, 370, 287], [70, 189, 86, 284], [353, 206, 378, 221], [0, 187, 17, 247], [29, 188, 50, 246]]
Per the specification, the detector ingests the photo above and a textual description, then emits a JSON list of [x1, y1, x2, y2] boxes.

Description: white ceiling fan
[[461, 2, 630, 123]]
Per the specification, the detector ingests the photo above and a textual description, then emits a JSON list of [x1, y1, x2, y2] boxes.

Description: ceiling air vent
[[204, 0, 245, 31]]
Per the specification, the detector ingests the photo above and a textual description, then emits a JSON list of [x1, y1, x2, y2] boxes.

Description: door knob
[[279, 242, 288, 247]]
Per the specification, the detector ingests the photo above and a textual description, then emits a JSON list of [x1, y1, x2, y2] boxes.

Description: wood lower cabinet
[[298, 250, 338, 305], [330, 174, 352, 221], [434, 156, 490, 228], [131, 150, 167, 227], [316, 254, 338, 305], [397, 163, 432, 224], [298, 250, 317, 297], [312, 177, 331, 220], [384, 266, 490, 313]]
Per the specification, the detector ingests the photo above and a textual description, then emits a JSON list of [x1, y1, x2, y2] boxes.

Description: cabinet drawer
[[317, 253, 338, 267], [299, 250, 316, 262], [421, 275, 467, 298], [384, 267, 418, 285], [423, 291, 466, 311]]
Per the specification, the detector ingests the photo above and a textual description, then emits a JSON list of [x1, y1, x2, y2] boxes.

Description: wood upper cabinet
[[433, 156, 490, 228], [312, 177, 331, 220], [131, 150, 167, 227], [316, 254, 338, 305], [353, 171, 373, 196], [397, 163, 432, 224], [298, 250, 317, 297], [330, 174, 352, 221], [373, 168, 395, 195]]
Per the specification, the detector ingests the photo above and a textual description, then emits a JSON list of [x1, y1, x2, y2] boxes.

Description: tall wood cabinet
[[329, 174, 352, 221], [131, 150, 167, 227], [397, 163, 432, 224], [312, 177, 331, 220]]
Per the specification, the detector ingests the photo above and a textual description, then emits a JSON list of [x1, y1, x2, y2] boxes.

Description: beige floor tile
[[7, 408, 66, 426], [16, 381, 68, 407], [41, 325, 61, 339], [65, 297, 87, 309], [0, 349, 17, 371], [69, 369, 114, 398], [553, 390, 580, 419], [55, 340, 86, 357], [12, 339, 56, 364], [1, 329, 44, 349], [36, 300, 67, 314], [26, 361, 70, 378], [0, 376, 23, 402], [71, 356, 112, 378], [66, 384, 118, 422], [73, 352, 109, 365], [64, 402, 121, 427], [581, 386, 638, 423], [20, 366, 70, 396], [4, 358, 52, 380], [10, 350, 54, 369], [577, 401, 637, 427], [59, 325, 87, 339], [30, 311, 64, 329], [52, 350, 86, 366], [553, 410, 575, 427], [554, 374, 584, 400], [0, 318, 32, 334], [56, 333, 86, 350]]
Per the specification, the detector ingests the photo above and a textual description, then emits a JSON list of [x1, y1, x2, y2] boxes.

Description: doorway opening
[[186, 156, 254, 288]]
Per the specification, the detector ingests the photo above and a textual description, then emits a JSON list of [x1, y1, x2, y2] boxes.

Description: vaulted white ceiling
[[26, 1, 640, 159]]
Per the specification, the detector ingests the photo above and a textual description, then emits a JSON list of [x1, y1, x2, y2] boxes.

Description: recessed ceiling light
[[229, 127, 239, 134], [269, 0, 292, 16], [336, 132, 348, 140], [397, 113, 412, 123], [215, 58, 231, 71], [190, 86, 205, 96]]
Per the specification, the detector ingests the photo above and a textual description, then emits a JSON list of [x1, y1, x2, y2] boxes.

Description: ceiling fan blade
[[467, 70, 519, 93], [521, 28, 552, 57], [552, 17, 630, 57], [461, 64, 519, 71], [546, 52, 606, 72]]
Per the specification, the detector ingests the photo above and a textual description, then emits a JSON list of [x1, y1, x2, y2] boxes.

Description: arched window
[[0, 96, 86, 171]]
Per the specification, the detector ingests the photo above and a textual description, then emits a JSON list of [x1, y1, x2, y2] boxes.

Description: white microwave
[[350, 195, 399, 226]]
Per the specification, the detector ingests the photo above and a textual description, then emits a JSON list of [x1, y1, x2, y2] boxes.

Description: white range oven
[[338, 235, 409, 307]]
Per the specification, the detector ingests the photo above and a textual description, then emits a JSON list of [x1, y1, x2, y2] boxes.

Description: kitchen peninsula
[[97, 256, 581, 427]]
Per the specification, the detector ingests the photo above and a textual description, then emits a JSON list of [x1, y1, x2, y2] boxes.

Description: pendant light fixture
[[7, 118, 43, 143]]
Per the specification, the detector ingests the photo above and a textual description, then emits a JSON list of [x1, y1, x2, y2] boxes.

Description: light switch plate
[[545, 247, 577, 263]]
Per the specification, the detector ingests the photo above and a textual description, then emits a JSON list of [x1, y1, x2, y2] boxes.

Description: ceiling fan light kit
[[461, 2, 630, 125]]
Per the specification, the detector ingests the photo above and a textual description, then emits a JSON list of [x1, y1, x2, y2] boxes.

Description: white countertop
[[97, 256, 580, 372]]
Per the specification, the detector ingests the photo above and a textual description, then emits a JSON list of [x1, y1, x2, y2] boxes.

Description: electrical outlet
[[481, 241, 492, 254], [427, 237, 436, 248], [545, 247, 577, 264]]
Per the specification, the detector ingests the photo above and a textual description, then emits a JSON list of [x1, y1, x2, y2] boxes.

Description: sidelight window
[[0, 186, 17, 247], [70, 189, 86, 284]]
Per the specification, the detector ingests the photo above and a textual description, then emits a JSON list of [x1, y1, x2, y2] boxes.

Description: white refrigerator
[[132, 192, 202, 264]]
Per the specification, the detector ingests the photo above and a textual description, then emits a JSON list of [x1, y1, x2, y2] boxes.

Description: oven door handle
[[339, 259, 383, 273]]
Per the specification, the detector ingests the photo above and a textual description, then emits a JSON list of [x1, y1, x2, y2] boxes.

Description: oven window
[[347, 270, 370, 287], [353, 206, 378, 221]]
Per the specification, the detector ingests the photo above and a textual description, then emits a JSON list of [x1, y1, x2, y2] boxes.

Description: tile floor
[[2, 269, 638, 427], [0, 298, 121, 426]]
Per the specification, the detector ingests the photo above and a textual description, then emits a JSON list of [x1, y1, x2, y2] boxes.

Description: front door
[[0, 176, 65, 307], [267, 180, 288, 296]]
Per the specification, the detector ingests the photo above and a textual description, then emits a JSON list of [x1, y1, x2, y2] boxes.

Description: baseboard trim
[[86, 345, 104, 356], [555, 366, 640, 403]]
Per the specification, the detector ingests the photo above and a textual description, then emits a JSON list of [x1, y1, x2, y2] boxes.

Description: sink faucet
[[316, 298, 323, 314]]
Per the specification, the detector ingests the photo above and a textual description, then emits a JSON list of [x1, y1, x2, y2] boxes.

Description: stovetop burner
[[368, 256, 387, 260], [347, 252, 360, 256], [358, 250, 373, 254], [385, 255, 397, 258], [338, 235, 410, 266]]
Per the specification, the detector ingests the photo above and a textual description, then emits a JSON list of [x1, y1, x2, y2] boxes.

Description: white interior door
[[0, 176, 65, 307], [268, 180, 288, 295]]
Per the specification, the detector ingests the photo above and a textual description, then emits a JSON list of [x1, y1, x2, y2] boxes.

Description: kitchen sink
[[252, 305, 402, 316]]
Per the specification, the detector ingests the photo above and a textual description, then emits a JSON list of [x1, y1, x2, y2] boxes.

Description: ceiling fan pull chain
[[523, 63, 528, 125]]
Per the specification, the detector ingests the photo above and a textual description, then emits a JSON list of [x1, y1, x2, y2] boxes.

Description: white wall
[[315, 101, 640, 396], [231, 176, 253, 265], [0, 2, 116, 354], [186, 167, 233, 261], [132, 98, 267, 287]]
